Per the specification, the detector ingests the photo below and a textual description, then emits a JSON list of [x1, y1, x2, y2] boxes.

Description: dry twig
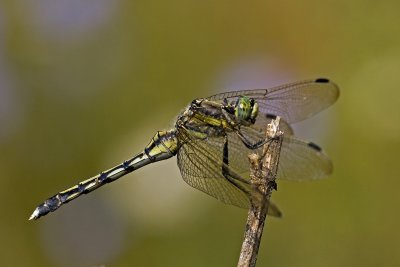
[[237, 116, 283, 267]]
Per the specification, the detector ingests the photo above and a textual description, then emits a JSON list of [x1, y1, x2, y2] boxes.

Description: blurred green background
[[1, 0, 399, 266]]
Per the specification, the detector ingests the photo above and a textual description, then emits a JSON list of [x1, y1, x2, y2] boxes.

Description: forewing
[[207, 78, 339, 124]]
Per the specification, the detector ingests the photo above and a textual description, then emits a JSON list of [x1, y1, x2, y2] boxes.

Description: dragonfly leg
[[221, 109, 238, 127], [236, 130, 277, 150], [221, 135, 252, 196]]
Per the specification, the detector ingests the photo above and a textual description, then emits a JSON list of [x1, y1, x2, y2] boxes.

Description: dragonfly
[[29, 78, 339, 220]]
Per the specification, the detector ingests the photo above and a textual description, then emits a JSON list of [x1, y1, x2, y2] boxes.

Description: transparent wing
[[176, 128, 282, 216], [214, 128, 332, 181], [277, 137, 332, 181], [207, 78, 339, 124], [176, 129, 251, 208]]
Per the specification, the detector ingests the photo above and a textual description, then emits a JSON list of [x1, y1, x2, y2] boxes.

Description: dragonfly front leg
[[236, 130, 277, 150], [220, 108, 268, 150], [221, 108, 238, 128]]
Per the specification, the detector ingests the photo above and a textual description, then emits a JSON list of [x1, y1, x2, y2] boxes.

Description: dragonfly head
[[234, 96, 259, 124]]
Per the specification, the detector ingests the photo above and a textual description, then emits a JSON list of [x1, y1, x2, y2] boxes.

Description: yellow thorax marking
[[193, 112, 230, 128]]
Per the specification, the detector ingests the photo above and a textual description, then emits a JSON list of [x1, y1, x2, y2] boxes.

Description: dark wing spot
[[266, 114, 277, 119], [308, 142, 322, 151], [315, 78, 330, 83]]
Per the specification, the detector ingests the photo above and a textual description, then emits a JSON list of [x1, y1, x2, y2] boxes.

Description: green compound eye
[[250, 100, 259, 123], [235, 96, 258, 123]]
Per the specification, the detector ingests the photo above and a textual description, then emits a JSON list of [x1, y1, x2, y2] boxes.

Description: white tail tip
[[29, 208, 40, 221]]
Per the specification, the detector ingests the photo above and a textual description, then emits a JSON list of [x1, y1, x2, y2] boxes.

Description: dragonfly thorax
[[234, 96, 259, 124]]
